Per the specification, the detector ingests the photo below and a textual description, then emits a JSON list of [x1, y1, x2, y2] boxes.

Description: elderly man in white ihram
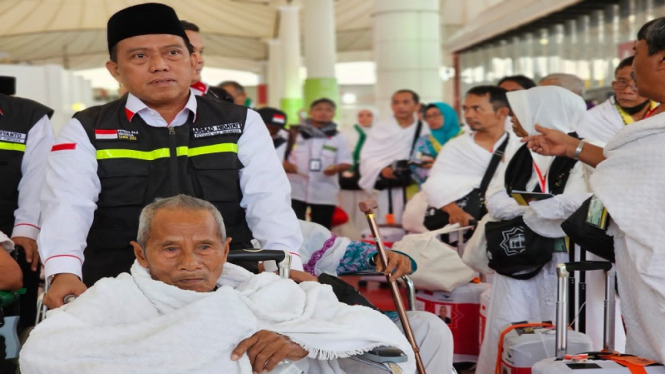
[[19, 195, 414, 374]]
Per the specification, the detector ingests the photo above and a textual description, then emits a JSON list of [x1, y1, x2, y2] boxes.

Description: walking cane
[[359, 199, 426, 374]]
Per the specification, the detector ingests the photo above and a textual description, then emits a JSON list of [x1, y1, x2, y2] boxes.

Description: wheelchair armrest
[[360, 346, 408, 364]]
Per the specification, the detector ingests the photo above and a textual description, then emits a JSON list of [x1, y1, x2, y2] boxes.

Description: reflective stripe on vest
[[0, 141, 26, 152], [96, 143, 238, 160]]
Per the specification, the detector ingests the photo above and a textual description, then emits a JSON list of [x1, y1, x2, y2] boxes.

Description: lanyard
[[532, 161, 548, 193], [645, 104, 659, 119]]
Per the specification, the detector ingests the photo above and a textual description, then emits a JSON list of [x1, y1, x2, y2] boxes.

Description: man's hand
[[283, 161, 298, 174], [523, 124, 579, 158], [323, 165, 338, 176], [374, 251, 411, 281], [44, 273, 87, 309], [11, 236, 39, 272], [231, 330, 308, 373], [380, 166, 397, 179], [289, 270, 318, 283], [442, 203, 474, 227]]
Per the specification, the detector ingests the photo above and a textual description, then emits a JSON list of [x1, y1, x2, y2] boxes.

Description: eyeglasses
[[612, 80, 637, 91]]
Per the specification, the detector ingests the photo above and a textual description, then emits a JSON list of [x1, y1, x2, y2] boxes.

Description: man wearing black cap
[[256, 107, 288, 160], [39, 3, 303, 308], [180, 20, 234, 103]]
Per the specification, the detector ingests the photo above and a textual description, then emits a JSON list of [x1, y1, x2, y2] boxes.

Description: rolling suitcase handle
[[555, 261, 616, 358]]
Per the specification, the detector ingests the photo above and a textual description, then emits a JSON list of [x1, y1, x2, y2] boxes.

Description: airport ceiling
[[0, 0, 375, 71]]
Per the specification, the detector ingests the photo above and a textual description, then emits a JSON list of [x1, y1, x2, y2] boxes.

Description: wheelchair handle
[[227, 249, 286, 263], [63, 294, 77, 304]]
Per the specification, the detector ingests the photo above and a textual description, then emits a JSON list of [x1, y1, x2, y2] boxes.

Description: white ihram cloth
[[578, 97, 627, 145], [359, 115, 428, 224], [20, 261, 414, 374], [590, 111, 665, 362], [477, 87, 623, 374], [297, 220, 454, 374], [422, 131, 520, 210]]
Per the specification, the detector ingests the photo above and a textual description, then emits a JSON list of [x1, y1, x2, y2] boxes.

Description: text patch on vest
[[95, 129, 139, 142], [0, 130, 26, 144], [192, 123, 242, 138]]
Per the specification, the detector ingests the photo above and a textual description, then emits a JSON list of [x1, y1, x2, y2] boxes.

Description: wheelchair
[[30, 249, 409, 374]]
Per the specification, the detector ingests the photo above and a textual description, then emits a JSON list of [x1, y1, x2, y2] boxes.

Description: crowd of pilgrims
[[5, 5, 665, 372]]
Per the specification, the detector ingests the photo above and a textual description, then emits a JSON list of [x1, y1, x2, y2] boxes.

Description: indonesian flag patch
[[272, 114, 286, 124], [95, 129, 118, 140], [94, 129, 139, 142]]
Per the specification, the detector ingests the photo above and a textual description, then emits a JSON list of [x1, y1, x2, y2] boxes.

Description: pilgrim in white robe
[[19, 261, 415, 374], [476, 86, 625, 374], [578, 96, 657, 145], [590, 111, 665, 362], [421, 129, 520, 224], [359, 115, 428, 224]]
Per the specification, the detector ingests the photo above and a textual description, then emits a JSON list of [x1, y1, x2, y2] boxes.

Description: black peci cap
[[107, 3, 189, 53]]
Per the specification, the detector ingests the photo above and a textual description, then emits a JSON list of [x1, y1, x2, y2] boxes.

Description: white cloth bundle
[[20, 261, 415, 374], [391, 225, 476, 291]]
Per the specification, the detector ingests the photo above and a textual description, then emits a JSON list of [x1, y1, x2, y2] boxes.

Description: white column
[[303, 0, 339, 108], [278, 5, 303, 125], [373, 0, 441, 116], [266, 39, 283, 108]]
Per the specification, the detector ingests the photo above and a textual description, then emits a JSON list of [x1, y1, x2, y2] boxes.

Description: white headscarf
[[507, 86, 587, 179]]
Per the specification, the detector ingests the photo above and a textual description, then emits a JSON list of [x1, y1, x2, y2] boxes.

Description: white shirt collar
[[124, 89, 198, 127]]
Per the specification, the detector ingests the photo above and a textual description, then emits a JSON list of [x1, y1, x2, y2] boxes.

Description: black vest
[[76, 95, 253, 285], [504, 142, 579, 195], [0, 94, 53, 235]]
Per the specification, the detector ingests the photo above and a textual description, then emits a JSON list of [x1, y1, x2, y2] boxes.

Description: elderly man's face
[[106, 34, 197, 107], [614, 66, 647, 107], [132, 208, 230, 292]]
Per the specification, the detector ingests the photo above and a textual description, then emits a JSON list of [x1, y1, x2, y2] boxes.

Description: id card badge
[[586, 195, 609, 229], [309, 159, 322, 172]]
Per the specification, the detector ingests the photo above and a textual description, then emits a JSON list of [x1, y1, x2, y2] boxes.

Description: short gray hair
[[137, 195, 227, 250], [539, 73, 585, 96]]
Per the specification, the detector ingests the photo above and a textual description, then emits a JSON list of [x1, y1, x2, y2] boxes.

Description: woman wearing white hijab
[[476, 86, 625, 373]]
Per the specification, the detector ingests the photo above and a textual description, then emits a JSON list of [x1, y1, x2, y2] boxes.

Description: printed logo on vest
[[0, 130, 26, 144], [192, 123, 242, 138], [500, 226, 526, 256], [94, 129, 139, 142]]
